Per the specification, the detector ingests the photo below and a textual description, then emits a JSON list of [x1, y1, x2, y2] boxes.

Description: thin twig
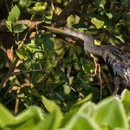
[[11, 69, 42, 76], [0, 30, 29, 90], [90, 54, 98, 77], [0, 58, 19, 90], [98, 63, 103, 100], [90, 54, 103, 100]]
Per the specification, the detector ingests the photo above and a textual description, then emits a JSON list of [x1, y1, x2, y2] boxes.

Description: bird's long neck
[[63, 28, 103, 56]]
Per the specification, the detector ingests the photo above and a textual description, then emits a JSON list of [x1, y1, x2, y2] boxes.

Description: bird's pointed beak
[[45, 26, 64, 32]]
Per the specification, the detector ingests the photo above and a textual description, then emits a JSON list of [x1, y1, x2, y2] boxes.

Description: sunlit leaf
[[32, 111, 57, 130], [0, 104, 15, 127], [78, 102, 95, 117], [33, 2, 48, 12], [7, 5, 20, 23], [94, 40, 101, 46], [93, 97, 129, 129], [41, 95, 63, 129], [63, 83, 71, 95], [8, 106, 44, 129], [65, 112, 100, 130], [121, 89, 130, 114], [91, 18, 104, 29], [19, 0, 31, 7], [13, 24, 27, 33], [6, 21, 12, 32], [6, 5, 20, 32], [105, 12, 113, 19], [16, 49, 30, 60]]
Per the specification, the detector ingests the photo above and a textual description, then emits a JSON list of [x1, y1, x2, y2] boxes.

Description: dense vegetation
[[0, 0, 130, 129]]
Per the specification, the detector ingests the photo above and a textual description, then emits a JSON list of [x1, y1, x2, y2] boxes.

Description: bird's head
[[45, 26, 87, 40], [45, 26, 64, 33]]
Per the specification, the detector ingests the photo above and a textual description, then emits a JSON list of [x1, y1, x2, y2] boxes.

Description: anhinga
[[46, 26, 130, 94]]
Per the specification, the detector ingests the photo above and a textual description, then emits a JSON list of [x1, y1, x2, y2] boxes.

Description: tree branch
[[0, 58, 19, 90], [0, 19, 49, 32]]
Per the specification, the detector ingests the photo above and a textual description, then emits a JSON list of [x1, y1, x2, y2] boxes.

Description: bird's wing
[[101, 45, 130, 81]]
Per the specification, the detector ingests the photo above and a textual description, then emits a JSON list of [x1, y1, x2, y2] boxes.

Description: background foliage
[[0, 0, 130, 129]]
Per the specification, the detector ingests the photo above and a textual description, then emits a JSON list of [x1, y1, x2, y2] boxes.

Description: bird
[[45, 26, 130, 94]]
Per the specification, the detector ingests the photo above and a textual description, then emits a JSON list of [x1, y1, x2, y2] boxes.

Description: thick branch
[[0, 19, 48, 32]]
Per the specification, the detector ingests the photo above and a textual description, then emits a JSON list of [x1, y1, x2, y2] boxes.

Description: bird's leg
[[113, 76, 120, 95]]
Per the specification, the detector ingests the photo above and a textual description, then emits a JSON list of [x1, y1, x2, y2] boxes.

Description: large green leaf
[[0, 104, 44, 129], [78, 102, 96, 117], [92, 97, 129, 129], [41, 95, 63, 129], [65, 112, 100, 130], [32, 111, 57, 130], [0, 104, 15, 127], [121, 89, 130, 114], [8, 106, 44, 130], [6, 5, 20, 32], [7, 5, 20, 22]]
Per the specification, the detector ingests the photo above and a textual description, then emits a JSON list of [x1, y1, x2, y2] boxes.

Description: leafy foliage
[[0, 90, 129, 130], [0, 0, 130, 129]]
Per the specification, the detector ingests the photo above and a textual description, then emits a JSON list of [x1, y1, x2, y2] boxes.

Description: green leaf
[[71, 94, 93, 110], [61, 94, 92, 127], [32, 111, 57, 130], [91, 18, 104, 29], [78, 102, 96, 117], [6, 5, 20, 32], [65, 112, 100, 130], [128, 116, 130, 128], [93, 0, 106, 9], [8, 106, 44, 130], [63, 83, 71, 95], [32, 2, 48, 12], [0, 104, 15, 127], [105, 12, 113, 19], [43, 36, 54, 56], [6, 21, 12, 32], [13, 24, 27, 33], [41, 95, 63, 129], [16, 49, 30, 60], [99, 0, 107, 9], [80, 57, 94, 74], [19, 0, 31, 7], [7, 5, 20, 23], [57, 68, 69, 84], [121, 89, 130, 114], [92, 97, 129, 129], [41, 95, 62, 114]]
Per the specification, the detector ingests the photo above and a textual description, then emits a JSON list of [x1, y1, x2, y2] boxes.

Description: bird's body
[[46, 26, 130, 93]]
